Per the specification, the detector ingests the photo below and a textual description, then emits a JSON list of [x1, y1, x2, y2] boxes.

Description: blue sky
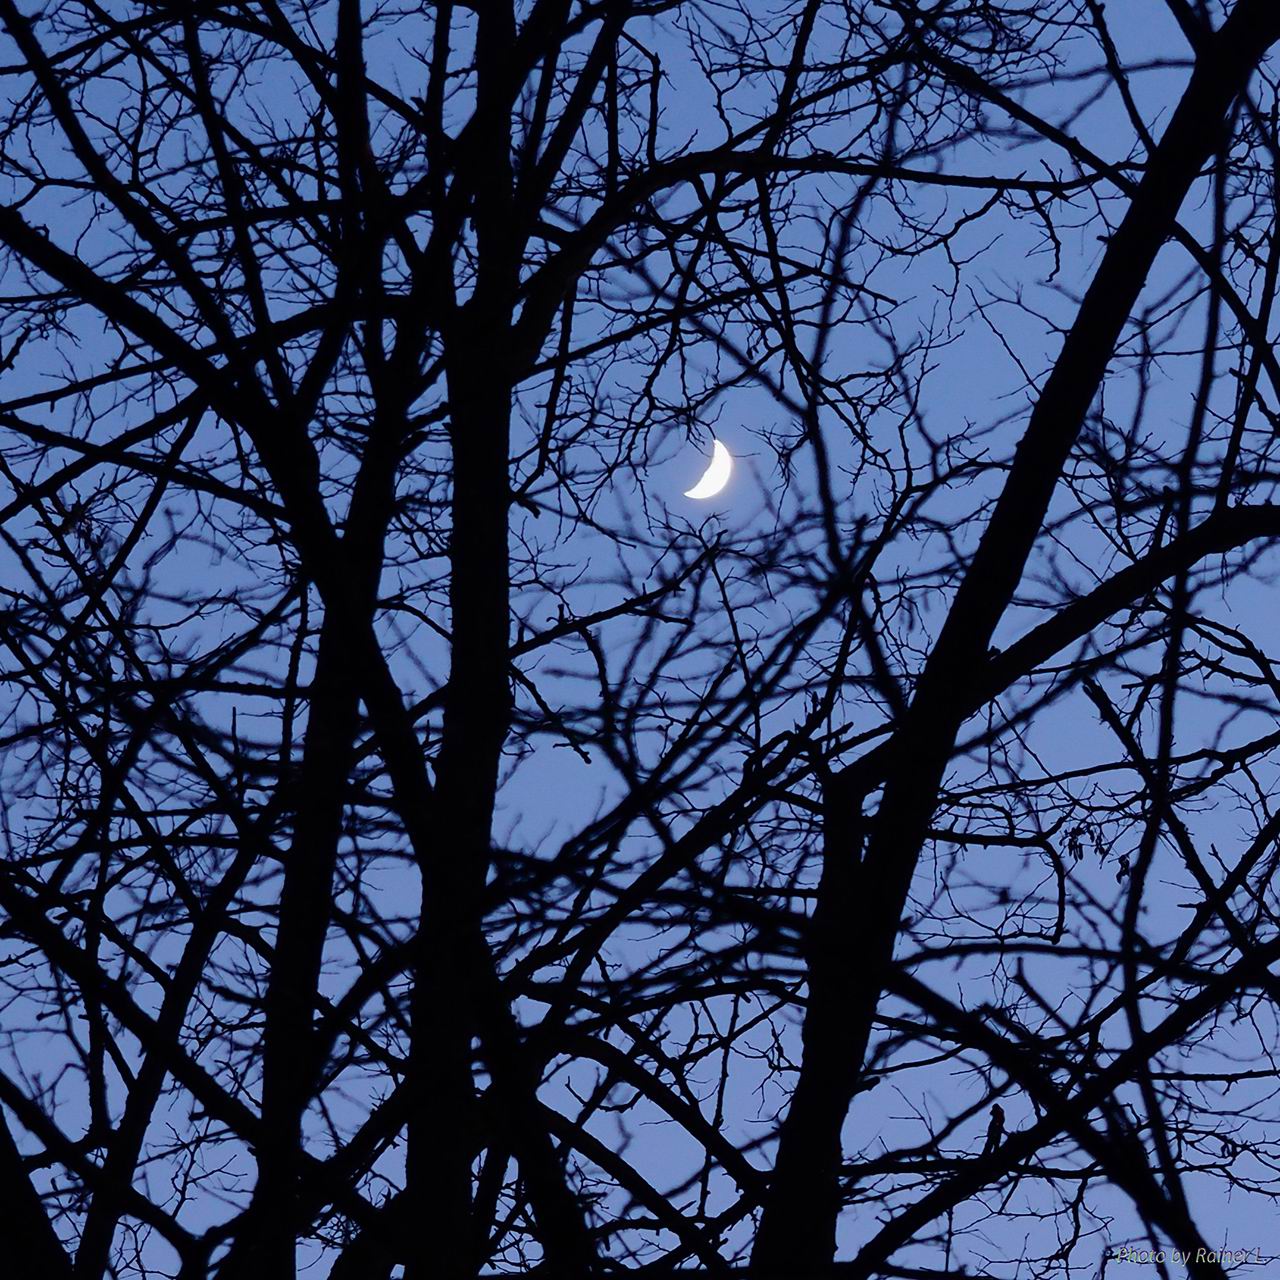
[[0, 2, 1278, 1276]]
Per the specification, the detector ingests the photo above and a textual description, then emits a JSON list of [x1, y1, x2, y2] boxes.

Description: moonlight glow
[[683, 439, 733, 499]]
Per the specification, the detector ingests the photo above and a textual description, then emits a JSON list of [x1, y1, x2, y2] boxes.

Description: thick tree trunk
[[403, 329, 513, 1278], [753, 4, 1280, 1268], [0, 1107, 74, 1279], [224, 620, 361, 1278]]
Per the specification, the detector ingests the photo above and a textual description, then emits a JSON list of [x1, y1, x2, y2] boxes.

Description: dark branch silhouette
[[0, 2, 1278, 1278]]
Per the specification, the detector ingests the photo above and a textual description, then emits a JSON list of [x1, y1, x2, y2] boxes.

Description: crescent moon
[[683, 439, 733, 499]]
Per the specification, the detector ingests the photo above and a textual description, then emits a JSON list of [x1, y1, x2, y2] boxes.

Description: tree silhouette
[[0, 2, 1279, 1278]]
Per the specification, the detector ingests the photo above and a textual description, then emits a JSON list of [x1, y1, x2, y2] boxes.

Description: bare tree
[[1, 2, 1280, 1278]]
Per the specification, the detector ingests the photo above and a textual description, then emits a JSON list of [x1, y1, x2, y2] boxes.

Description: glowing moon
[[683, 439, 733, 499]]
